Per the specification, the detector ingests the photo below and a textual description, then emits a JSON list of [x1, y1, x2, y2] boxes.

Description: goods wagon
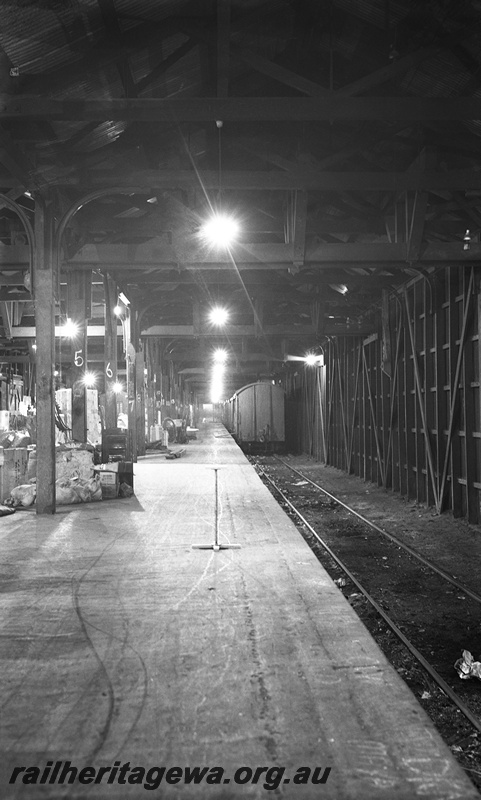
[[226, 381, 285, 453]]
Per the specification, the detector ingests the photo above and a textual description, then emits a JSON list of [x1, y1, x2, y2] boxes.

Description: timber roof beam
[[3, 97, 481, 122]]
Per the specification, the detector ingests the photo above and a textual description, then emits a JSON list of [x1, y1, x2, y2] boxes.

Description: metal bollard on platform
[[192, 467, 241, 551]]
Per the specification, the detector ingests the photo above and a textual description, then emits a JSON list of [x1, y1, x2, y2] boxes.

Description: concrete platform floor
[[0, 423, 478, 799]]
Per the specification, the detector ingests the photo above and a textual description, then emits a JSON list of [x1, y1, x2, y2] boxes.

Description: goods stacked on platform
[[2, 443, 102, 508]]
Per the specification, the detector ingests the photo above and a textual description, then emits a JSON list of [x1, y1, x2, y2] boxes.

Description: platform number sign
[[74, 349, 84, 367]]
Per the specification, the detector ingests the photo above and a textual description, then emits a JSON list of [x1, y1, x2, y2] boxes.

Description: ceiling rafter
[[135, 38, 196, 96], [97, 0, 137, 97], [1, 0, 481, 377], [74, 167, 481, 192], [3, 96, 481, 122], [217, 0, 231, 97], [0, 128, 42, 192]]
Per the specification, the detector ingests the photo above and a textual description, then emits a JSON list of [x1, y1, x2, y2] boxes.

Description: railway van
[[226, 381, 285, 453]]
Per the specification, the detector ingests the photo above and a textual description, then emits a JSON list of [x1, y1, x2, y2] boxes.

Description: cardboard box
[[2, 447, 29, 500], [98, 470, 119, 498], [98, 471, 117, 485], [118, 461, 134, 489]]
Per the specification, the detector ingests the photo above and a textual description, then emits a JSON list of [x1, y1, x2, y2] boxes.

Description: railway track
[[249, 454, 481, 788]]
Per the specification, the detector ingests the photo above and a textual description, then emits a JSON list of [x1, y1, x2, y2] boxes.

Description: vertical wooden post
[[413, 281, 425, 504], [71, 326, 88, 443], [126, 308, 137, 462], [463, 270, 477, 522], [398, 316, 408, 497], [435, 273, 447, 508], [35, 196, 56, 514], [439, 268, 474, 513], [362, 346, 385, 486], [404, 289, 438, 507], [144, 339, 155, 441], [155, 338, 163, 423], [423, 278, 435, 506], [103, 274, 118, 429], [136, 349, 146, 456], [67, 271, 91, 442], [347, 344, 361, 476]]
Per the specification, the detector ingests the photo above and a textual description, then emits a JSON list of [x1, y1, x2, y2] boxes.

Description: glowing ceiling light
[[112, 381, 123, 394], [213, 348, 228, 364], [114, 305, 122, 316], [210, 351, 227, 402], [305, 353, 324, 366], [83, 371, 97, 388], [209, 307, 229, 326], [59, 318, 79, 338], [200, 213, 240, 248], [210, 369, 225, 403]]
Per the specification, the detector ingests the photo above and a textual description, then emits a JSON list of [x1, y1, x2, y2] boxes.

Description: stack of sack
[[5, 475, 103, 507], [4, 443, 102, 507]]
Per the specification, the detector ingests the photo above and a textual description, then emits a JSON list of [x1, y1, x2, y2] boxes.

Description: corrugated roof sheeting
[[128, 32, 191, 82], [70, 120, 129, 153], [140, 52, 202, 100], [54, 65, 124, 102], [464, 87, 481, 137], [400, 50, 475, 98], [114, 0, 190, 28], [333, 0, 411, 30], [0, 0, 102, 76], [332, 16, 364, 60], [129, 35, 202, 98]]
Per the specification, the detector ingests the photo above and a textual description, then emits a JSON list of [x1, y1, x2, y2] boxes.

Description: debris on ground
[[165, 448, 186, 459], [5, 475, 103, 507], [56, 475, 102, 505], [5, 484, 36, 507], [454, 650, 481, 681]]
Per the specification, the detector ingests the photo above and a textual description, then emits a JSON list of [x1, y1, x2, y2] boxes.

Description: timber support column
[[103, 274, 118, 429], [125, 304, 137, 461], [67, 272, 91, 442], [35, 196, 56, 514], [136, 348, 146, 456]]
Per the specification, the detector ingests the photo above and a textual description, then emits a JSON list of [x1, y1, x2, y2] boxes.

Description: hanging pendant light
[[199, 120, 240, 248]]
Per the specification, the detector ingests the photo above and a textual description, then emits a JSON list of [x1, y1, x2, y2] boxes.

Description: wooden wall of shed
[[286, 266, 481, 524]]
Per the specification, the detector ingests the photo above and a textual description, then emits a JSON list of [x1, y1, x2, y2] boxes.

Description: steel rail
[[274, 456, 481, 606], [254, 462, 481, 735]]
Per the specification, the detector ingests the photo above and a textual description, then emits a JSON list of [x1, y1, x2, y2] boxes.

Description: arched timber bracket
[[54, 188, 153, 473], [54, 186, 148, 269], [0, 193, 35, 291], [405, 267, 435, 315]]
